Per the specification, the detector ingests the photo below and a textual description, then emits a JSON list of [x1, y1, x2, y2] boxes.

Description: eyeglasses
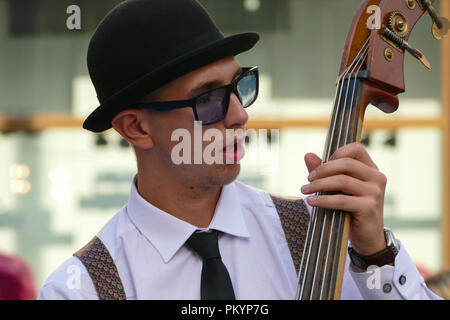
[[132, 66, 259, 125]]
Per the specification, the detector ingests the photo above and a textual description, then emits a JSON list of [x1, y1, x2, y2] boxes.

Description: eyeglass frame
[[130, 66, 259, 125]]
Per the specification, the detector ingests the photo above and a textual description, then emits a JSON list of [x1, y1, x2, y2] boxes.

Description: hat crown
[[88, 0, 221, 102], [82, 0, 259, 132]]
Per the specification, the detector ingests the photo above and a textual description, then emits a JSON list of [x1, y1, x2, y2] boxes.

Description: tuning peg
[[404, 43, 431, 70], [419, 0, 449, 40], [432, 17, 450, 40], [381, 26, 431, 69]]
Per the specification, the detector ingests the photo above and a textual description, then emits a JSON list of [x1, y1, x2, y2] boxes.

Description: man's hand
[[300, 142, 387, 256]]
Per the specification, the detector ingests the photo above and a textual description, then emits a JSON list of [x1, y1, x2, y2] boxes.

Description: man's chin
[[211, 163, 241, 186]]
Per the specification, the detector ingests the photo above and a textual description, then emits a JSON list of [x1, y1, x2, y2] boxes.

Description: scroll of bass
[[296, 0, 448, 300]]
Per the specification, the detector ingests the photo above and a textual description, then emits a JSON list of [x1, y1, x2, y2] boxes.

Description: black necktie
[[186, 229, 236, 300]]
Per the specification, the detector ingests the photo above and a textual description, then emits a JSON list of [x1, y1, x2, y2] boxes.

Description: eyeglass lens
[[237, 72, 257, 107], [195, 69, 257, 124], [196, 87, 228, 124]]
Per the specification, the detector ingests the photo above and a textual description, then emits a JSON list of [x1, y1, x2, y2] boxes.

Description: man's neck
[[136, 172, 222, 228]]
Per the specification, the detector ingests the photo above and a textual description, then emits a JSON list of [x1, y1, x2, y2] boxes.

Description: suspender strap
[[74, 195, 309, 299], [270, 195, 310, 275], [73, 236, 126, 300]]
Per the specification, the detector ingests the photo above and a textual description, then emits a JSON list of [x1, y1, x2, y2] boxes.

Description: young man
[[39, 0, 440, 300]]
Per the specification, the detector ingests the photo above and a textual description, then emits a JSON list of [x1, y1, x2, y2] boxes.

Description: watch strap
[[348, 245, 397, 270]]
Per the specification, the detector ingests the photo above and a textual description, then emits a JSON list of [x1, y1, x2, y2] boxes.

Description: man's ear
[[111, 109, 154, 150]]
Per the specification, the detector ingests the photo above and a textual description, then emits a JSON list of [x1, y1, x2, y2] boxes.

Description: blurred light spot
[[10, 180, 31, 194], [51, 185, 72, 200], [9, 164, 30, 179], [244, 0, 260, 12]]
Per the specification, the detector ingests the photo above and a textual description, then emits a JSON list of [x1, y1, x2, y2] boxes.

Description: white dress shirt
[[38, 176, 441, 300]]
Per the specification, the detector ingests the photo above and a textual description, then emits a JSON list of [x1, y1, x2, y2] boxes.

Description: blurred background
[[0, 0, 449, 299]]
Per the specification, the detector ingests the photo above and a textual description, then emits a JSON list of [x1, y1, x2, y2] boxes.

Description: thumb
[[304, 153, 322, 173]]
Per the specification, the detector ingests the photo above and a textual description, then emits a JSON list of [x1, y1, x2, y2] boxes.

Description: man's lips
[[222, 137, 245, 152], [221, 138, 245, 163]]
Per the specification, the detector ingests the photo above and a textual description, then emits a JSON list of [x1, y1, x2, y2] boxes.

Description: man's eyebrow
[[187, 67, 243, 99]]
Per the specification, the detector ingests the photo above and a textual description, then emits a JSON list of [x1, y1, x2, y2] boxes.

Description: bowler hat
[[83, 0, 260, 132]]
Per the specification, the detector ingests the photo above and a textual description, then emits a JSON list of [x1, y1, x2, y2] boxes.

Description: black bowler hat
[[83, 0, 260, 132]]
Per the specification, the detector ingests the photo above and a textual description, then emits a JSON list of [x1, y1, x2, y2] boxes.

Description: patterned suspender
[[73, 236, 126, 300], [73, 195, 310, 300], [269, 195, 310, 275]]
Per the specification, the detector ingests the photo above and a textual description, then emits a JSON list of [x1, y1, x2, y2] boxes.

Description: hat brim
[[82, 32, 259, 132]]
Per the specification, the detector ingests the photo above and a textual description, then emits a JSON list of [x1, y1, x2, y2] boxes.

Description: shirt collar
[[126, 175, 250, 263]]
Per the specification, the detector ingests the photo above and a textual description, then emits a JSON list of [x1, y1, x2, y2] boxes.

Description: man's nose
[[223, 92, 248, 128]]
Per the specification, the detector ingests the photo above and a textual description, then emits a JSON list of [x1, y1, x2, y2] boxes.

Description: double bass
[[297, 0, 449, 300]]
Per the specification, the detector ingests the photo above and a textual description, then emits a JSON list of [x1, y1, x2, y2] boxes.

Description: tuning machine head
[[418, 0, 449, 40], [432, 16, 450, 40], [381, 22, 431, 70]]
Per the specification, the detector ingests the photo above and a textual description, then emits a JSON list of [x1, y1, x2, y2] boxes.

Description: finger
[[306, 193, 367, 213], [304, 153, 322, 173], [329, 142, 378, 170], [308, 158, 385, 183], [301, 175, 378, 196]]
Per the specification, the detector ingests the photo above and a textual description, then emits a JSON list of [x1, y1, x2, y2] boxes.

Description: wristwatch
[[348, 227, 399, 270]]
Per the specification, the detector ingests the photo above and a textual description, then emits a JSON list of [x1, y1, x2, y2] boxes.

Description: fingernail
[[307, 196, 317, 204], [308, 170, 316, 181], [301, 184, 310, 193]]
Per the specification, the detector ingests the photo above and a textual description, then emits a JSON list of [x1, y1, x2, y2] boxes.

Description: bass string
[[295, 49, 367, 299], [295, 44, 368, 299], [317, 44, 370, 299], [295, 37, 370, 300], [319, 40, 369, 297], [315, 46, 369, 299]]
